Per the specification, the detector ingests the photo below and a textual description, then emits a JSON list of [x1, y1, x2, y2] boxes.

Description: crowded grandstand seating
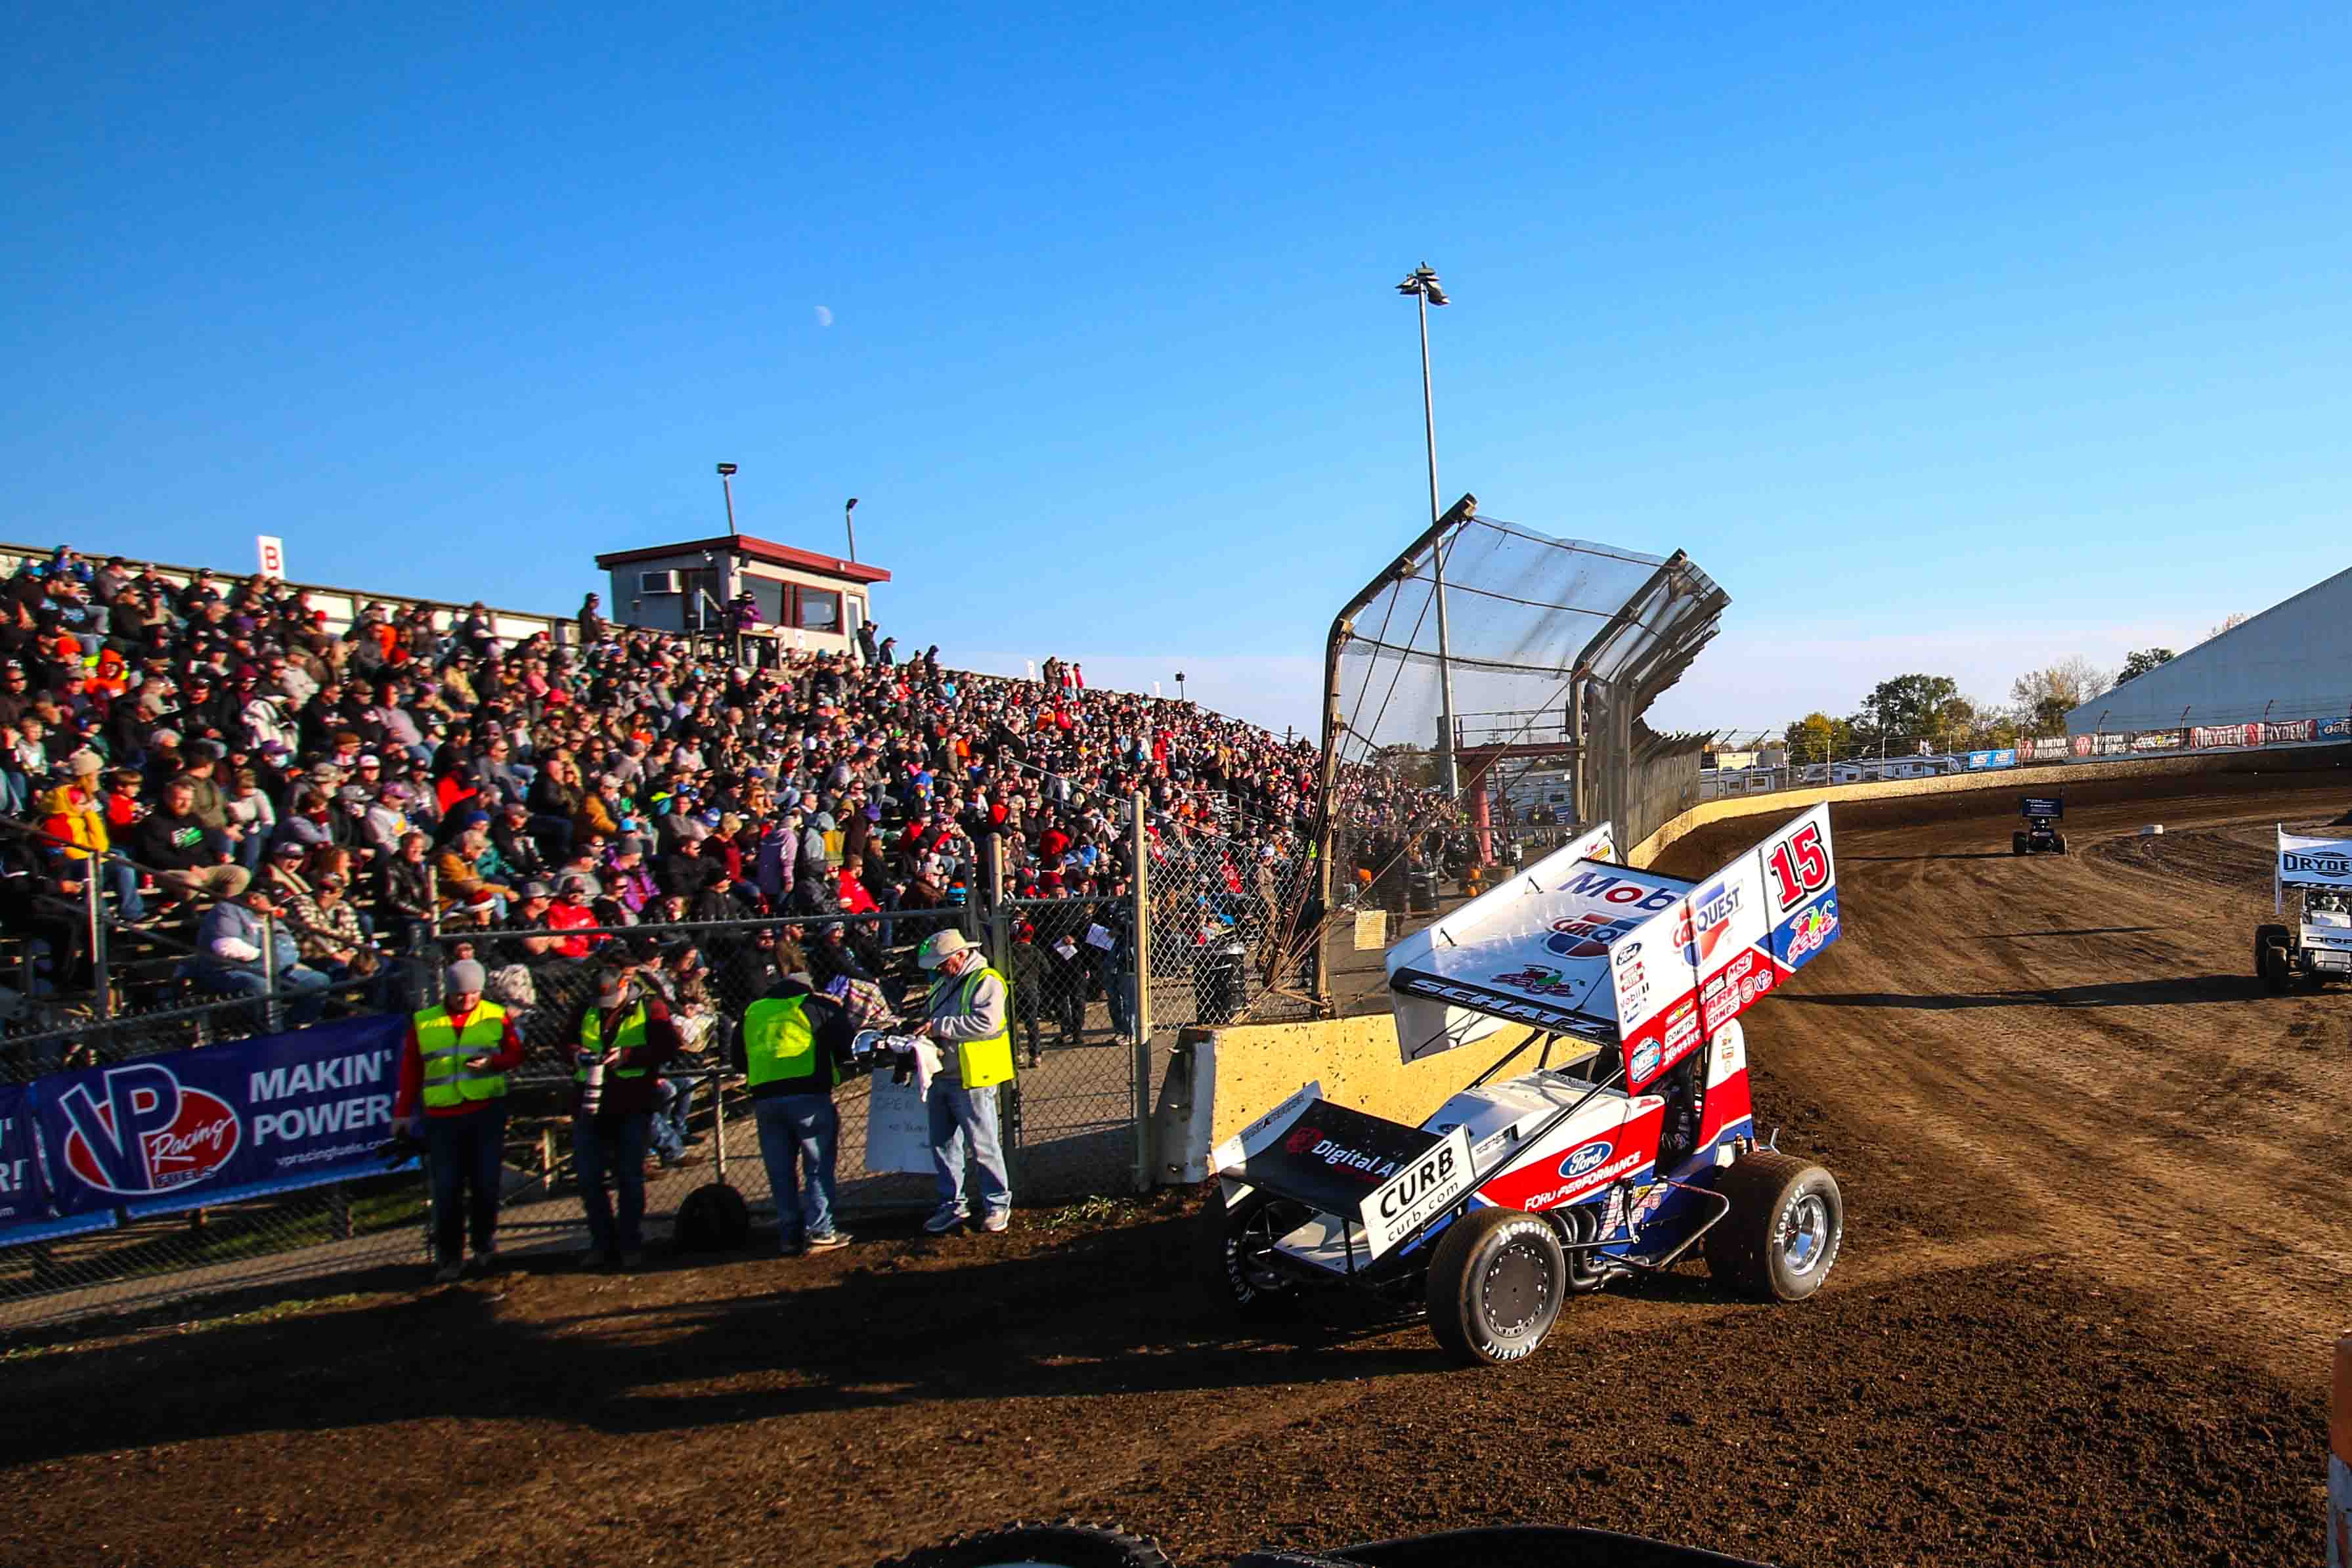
[[0, 544, 1352, 1029]]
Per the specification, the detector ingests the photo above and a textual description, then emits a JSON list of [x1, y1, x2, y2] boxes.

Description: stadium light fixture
[[715, 464, 739, 533], [845, 496, 860, 563], [1397, 263, 1459, 798]]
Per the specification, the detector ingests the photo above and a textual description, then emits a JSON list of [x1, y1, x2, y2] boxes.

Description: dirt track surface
[[7, 764, 2348, 1567]]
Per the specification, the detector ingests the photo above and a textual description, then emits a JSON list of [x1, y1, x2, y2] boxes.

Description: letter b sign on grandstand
[[256, 535, 286, 580]]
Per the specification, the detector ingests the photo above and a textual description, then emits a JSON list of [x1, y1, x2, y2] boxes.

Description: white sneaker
[[923, 1206, 967, 1235], [980, 1211, 1010, 1233]]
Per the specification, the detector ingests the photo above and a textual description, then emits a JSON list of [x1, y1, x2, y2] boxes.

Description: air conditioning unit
[[638, 569, 682, 596]]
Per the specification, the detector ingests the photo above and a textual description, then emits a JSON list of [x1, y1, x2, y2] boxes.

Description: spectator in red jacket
[[393, 959, 526, 1282]]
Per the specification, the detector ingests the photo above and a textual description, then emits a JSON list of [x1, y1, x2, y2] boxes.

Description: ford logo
[[1559, 1141, 1613, 1179]]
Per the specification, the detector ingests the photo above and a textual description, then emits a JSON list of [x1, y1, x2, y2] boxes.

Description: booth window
[[784, 584, 842, 632]]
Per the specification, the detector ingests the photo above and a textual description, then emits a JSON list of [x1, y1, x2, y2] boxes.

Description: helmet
[[916, 929, 975, 970]]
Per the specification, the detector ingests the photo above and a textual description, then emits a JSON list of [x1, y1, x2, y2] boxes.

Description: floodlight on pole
[[845, 497, 860, 563], [715, 463, 739, 532], [1396, 263, 1460, 798]]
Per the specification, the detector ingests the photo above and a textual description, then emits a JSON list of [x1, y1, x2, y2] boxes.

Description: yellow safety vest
[[415, 1001, 511, 1110], [743, 993, 829, 1091], [938, 965, 1015, 1089], [577, 1002, 651, 1081]]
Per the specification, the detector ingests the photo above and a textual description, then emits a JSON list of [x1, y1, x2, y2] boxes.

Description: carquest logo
[[1558, 1141, 1613, 1179], [58, 1063, 242, 1197]]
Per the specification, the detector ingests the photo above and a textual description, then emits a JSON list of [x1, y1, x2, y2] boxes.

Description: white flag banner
[[2277, 828, 2352, 890]]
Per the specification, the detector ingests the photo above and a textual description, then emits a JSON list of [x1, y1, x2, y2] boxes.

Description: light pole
[[716, 462, 739, 531], [1397, 263, 1460, 798], [844, 497, 860, 562], [1175, 670, 1187, 703]]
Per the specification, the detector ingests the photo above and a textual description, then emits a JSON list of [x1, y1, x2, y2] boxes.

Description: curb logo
[[58, 1064, 241, 1197]]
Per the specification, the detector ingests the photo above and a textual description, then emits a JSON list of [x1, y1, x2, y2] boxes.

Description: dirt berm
[[3, 761, 2344, 1567]]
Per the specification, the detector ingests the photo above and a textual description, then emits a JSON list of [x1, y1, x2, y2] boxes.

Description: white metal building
[[593, 533, 889, 657], [2066, 565, 2352, 735]]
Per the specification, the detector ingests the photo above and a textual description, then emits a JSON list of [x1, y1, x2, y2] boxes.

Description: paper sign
[[861, 1074, 934, 1175], [1085, 923, 1114, 951]]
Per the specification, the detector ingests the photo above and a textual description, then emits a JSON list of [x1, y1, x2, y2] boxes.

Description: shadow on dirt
[[1785, 976, 2258, 1011], [0, 1211, 1471, 1466], [1846, 852, 2016, 861]]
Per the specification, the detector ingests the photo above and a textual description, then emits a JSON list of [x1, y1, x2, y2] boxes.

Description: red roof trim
[[594, 534, 891, 584]]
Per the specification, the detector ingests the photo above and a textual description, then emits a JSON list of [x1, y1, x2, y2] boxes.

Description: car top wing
[[2021, 796, 2063, 819], [1386, 805, 1844, 1095], [2276, 826, 2352, 907]]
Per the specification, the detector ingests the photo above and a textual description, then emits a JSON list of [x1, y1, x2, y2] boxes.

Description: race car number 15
[[1766, 823, 1830, 913]]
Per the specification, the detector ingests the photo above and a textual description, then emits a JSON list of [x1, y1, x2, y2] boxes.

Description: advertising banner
[[2269, 719, 2317, 744], [2131, 729, 2183, 752], [7, 1015, 411, 1241], [2022, 737, 2072, 762], [2323, 717, 2352, 740], [1964, 749, 2018, 771]]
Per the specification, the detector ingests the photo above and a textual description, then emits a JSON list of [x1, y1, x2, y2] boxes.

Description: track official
[[394, 959, 525, 1282], [910, 930, 1014, 1235], [743, 960, 859, 1255]]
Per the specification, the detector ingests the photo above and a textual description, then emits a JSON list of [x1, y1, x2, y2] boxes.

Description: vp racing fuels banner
[[1, 1014, 413, 1245]]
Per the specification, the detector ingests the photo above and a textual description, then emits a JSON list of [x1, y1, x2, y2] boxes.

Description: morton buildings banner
[[1, 1014, 414, 1244]]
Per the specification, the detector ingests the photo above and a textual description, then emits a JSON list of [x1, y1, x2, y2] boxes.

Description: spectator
[[743, 954, 860, 1255], [907, 929, 1013, 1236], [135, 775, 250, 902], [192, 883, 331, 1024]]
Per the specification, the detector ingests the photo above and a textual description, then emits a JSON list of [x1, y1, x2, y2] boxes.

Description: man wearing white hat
[[393, 959, 525, 1282], [909, 928, 1014, 1234]]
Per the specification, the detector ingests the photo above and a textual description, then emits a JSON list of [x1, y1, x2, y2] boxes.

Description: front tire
[[1198, 1187, 1308, 1320], [1424, 1208, 1566, 1365], [882, 1523, 1171, 1568], [1706, 1151, 1843, 1302]]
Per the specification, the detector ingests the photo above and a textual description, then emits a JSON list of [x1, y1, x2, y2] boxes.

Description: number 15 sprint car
[[1202, 806, 1847, 1365]]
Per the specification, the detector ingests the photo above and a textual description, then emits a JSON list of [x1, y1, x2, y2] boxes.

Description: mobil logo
[[1674, 880, 1744, 967], [1557, 1140, 1613, 1180], [57, 1063, 242, 1198], [1547, 913, 1641, 959], [1558, 869, 1681, 912]]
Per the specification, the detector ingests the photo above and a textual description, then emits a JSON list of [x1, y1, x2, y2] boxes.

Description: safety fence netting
[[1307, 505, 1729, 1018]]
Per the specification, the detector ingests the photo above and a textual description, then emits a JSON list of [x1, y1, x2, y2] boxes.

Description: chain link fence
[[1, 833, 1171, 1330]]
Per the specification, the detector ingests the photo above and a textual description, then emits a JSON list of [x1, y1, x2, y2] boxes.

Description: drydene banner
[[2190, 720, 2319, 749], [4, 1014, 413, 1242]]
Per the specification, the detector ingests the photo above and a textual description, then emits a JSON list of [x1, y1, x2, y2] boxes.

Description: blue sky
[[6, 5, 2347, 737]]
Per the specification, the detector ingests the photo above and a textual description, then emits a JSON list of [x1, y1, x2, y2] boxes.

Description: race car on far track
[[2013, 796, 2066, 856], [2257, 826, 2352, 990], [1200, 808, 1846, 1366]]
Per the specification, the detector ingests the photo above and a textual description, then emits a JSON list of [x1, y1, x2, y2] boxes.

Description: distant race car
[[2013, 796, 2066, 856], [2257, 826, 2352, 990], [1201, 809, 1846, 1366]]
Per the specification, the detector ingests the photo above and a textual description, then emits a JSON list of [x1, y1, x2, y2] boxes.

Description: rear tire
[[1424, 1208, 1567, 1365], [1705, 1151, 1843, 1302], [2012, 833, 2027, 856], [2256, 927, 2292, 992], [2053, 833, 2068, 855], [1198, 1187, 1307, 1320]]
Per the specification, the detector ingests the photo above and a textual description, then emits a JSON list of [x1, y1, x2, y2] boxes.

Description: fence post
[[984, 844, 1022, 1192], [1129, 792, 1153, 1192], [84, 871, 110, 1022], [261, 912, 282, 1035]]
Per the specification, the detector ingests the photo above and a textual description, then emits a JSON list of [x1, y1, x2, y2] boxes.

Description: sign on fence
[[862, 1075, 934, 1175], [1, 1015, 413, 1246], [2191, 720, 2318, 749], [1964, 749, 2017, 771]]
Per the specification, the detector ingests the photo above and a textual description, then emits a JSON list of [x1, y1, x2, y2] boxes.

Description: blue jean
[[926, 1081, 1011, 1218], [423, 1104, 508, 1263], [572, 1112, 650, 1258], [103, 860, 144, 923], [753, 1093, 838, 1248], [651, 1074, 699, 1159], [196, 963, 332, 1026]]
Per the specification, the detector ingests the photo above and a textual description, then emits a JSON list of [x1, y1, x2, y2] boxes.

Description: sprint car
[[2258, 826, 2352, 990], [2013, 796, 2066, 856], [1201, 808, 1846, 1366]]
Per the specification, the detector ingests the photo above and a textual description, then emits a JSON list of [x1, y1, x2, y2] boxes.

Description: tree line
[[1778, 637, 2221, 764]]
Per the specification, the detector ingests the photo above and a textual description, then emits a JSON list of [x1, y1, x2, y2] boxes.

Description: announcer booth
[[592, 534, 890, 658]]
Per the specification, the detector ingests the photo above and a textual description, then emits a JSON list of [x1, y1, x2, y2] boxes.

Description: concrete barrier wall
[[1148, 1016, 1562, 1185], [1626, 745, 2352, 869]]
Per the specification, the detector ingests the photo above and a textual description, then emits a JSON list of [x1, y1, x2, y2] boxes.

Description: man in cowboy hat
[[909, 928, 1014, 1235]]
